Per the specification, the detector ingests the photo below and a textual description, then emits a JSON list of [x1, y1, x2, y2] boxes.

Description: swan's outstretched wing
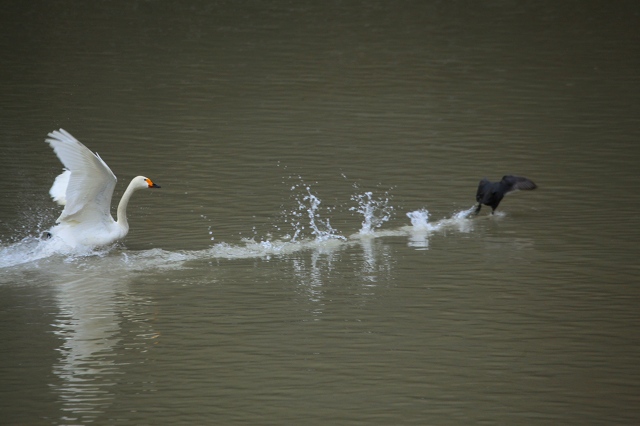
[[46, 129, 117, 224]]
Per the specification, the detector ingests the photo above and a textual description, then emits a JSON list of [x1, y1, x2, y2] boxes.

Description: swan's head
[[133, 175, 161, 190]]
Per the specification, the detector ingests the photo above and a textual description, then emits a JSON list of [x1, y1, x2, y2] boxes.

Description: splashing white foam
[[406, 209, 433, 230], [0, 235, 112, 269], [402, 206, 477, 249], [350, 191, 394, 234], [406, 206, 477, 232], [283, 180, 345, 242]]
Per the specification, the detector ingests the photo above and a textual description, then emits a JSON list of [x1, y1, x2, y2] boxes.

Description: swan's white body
[[46, 129, 160, 248]]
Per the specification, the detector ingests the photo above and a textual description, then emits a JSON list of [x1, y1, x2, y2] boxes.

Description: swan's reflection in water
[[49, 264, 157, 424]]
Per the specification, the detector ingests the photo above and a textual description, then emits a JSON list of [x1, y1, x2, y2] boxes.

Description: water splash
[[0, 235, 111, 269], [283, 179, 345, 242], [405, 206, 476, 236], [406, 209, 432, 230], [452, 206, 480, 220], [200, 214, 215, 242], [404, 209, 433, 249], [350, 191, 394, 234]]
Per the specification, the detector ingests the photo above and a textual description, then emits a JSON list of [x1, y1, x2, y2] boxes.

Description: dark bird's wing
[[500, 175, 537, 194]]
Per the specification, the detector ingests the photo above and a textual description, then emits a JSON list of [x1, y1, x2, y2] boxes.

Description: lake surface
[[1, 1, 639, 424]]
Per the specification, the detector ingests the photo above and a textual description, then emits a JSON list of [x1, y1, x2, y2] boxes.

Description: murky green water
[[1, 1, 639, 424]]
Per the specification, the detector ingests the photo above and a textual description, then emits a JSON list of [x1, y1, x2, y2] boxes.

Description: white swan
[[45, 129, 160, 248]]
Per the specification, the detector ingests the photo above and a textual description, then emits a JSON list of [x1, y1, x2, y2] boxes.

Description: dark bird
[[474, 175, 537, 215]]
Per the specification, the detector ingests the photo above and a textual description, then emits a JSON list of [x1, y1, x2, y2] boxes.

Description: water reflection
[[52, 280, 120, 422], [291, 244, 340, 308], [359, 237, 378, 281], [407, 227, 430, 250], [47, 261, 157, 424], [357, 236, 394, 284], [290, 234, 396, 316]]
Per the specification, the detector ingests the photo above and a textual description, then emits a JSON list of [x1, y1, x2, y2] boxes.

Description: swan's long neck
[[115, 180, 140, 231]]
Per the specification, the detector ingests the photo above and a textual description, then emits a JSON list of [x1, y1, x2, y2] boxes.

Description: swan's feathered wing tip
[[46, 130, 116, 182], [47, 128, 73, 140], [50, 169, 70, 205], [501, 175, 537, 193], [45, 129, 79, 150]]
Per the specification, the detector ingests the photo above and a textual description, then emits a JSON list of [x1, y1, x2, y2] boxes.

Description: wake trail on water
[[0, 178, 480, 270]]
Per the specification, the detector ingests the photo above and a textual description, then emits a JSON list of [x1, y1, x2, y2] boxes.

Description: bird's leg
[[473, 203, 482, 215]]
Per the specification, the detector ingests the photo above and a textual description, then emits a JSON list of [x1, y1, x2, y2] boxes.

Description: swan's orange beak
[[145, 178, 161, 189]]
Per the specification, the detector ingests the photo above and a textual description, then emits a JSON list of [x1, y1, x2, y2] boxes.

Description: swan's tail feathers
[[50, 169, 71, 206]]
